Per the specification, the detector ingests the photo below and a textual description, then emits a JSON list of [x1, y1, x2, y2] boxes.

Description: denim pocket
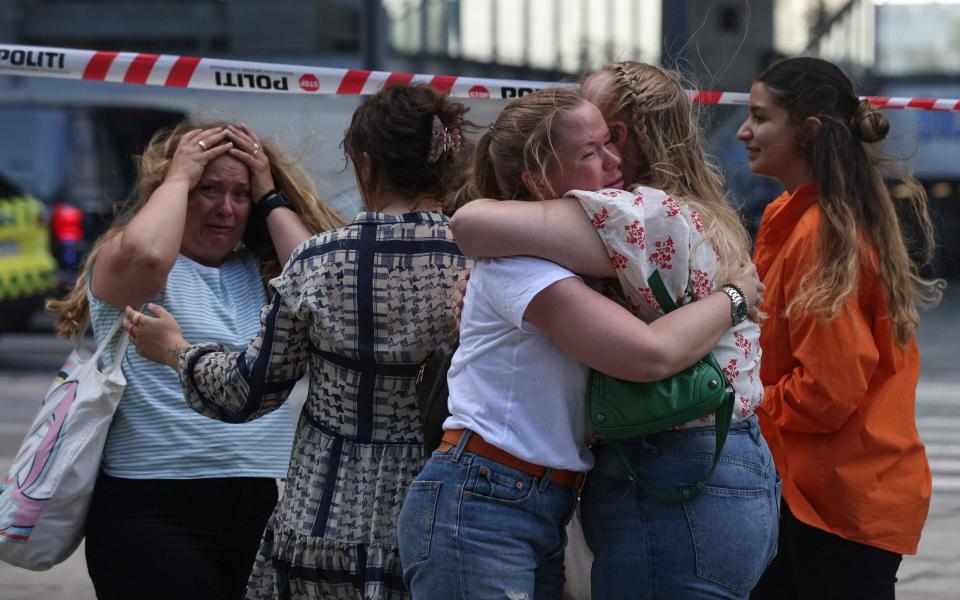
[[464, 461, 534, 504], [682, 483, 775, 595], [397, 480, 441, 568]]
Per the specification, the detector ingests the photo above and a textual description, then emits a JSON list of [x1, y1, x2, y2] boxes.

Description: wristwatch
[[720, 283, 749, 326], [254, 189, 292, 220]]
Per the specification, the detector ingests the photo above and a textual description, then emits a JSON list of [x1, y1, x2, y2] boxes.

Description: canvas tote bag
[[0, 315, 128, 570]]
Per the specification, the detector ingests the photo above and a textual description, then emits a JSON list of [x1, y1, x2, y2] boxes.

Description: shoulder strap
[[611, 392, 733, 502], [88, 313, 131, 375], [609, 269, 732, 502], [647, 270, 678, 313]]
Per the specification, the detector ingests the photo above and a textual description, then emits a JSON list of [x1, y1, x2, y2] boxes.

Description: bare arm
[[524, 262, 763, 381], [524, 278, 733, 380], [451, 197, 615, 278], [91, 127, 232, 308], [263, 206, 311, 264]]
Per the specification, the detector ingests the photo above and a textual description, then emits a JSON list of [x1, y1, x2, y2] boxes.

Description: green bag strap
[[609, 270, 734, 502], [648, 270, 679, 313], [611, 393, 733, 501]]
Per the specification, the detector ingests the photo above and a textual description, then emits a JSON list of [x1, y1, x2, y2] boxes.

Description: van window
[[0, 108, 71, 202]]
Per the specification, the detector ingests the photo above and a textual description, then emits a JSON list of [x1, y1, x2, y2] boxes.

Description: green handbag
[[587, 271, 735, 501]]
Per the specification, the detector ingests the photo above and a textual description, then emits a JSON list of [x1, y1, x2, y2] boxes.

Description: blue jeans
[[581, 416, 781, 599], [397, 431, 577, 600]]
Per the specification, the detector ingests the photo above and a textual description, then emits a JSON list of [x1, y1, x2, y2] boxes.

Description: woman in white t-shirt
[[397, 88, 763, 600]]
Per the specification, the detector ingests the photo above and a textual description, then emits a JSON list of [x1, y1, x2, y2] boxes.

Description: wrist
[[167, 341, 187, 371], [160, 177, 192, 195], [253, 190, 293, 220], [256, 188, 279, 204], [718, 283, 748, 327]]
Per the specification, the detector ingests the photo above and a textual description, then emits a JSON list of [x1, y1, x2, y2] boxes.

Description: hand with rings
[[165, 127, 233, 190], [126, 310, 142, 337], [124, 304, 189, 370], [224, 124, 275, 202]]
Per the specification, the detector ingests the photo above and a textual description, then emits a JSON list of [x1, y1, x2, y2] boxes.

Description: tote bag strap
[[84, 313, 131, 377], [75, 258, 132, 376], [609, 271, 734, 502]]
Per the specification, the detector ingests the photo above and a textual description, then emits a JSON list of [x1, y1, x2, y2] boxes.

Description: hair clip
[[427, 115, 462, 164]]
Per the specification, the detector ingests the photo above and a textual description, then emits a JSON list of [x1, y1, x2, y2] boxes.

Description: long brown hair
[[587, 61, 751, 284], [46, 121, 344, 340], [470, 88, 584, 201], [757, 57, 944, 344]]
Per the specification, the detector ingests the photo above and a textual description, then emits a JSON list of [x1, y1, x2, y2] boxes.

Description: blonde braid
[[595, 61, 752, 284]]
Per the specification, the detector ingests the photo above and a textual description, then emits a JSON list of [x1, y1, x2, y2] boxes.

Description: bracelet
[[258, 188, 279, 204], [253, 189, 292, 221], [723, 282, 746, 302], [719, 283, 749, 327]]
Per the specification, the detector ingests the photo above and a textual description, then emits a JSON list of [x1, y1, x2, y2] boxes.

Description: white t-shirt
[[444, 256, 593, 472]]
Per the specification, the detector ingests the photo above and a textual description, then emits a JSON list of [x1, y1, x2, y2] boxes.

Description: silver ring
[[197, 140, 207, 150], [252, 143, 260, 156]]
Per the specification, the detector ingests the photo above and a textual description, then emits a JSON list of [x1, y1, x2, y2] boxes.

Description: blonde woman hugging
[[451, 62, 778, 599]]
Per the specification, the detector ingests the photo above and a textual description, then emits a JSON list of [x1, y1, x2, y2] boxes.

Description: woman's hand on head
[[225, 124, 275, 202], [728, 262, 765, 321], [166, 127, 232, 190], [124, 304, 189, 371]]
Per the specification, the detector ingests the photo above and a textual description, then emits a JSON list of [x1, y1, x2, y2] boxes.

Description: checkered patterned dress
[[179, 211, 469, 599]]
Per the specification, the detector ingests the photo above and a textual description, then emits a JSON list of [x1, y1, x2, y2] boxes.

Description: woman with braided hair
[[400, 86, 766, 599], [450, 62, 778, 598], [740, 57, 944, 599]]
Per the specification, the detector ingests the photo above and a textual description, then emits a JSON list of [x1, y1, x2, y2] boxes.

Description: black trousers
[[85, 473, 278, 600], [751, 500, 903, 600]]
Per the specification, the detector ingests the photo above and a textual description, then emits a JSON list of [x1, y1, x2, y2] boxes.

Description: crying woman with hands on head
[[47, 120, 341, 600]]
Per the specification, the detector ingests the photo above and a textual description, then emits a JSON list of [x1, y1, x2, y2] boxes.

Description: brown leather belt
[[437, 428, 586, 490]]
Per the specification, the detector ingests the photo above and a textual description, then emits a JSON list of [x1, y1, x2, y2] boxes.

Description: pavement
[[1, 287, 959, 598]]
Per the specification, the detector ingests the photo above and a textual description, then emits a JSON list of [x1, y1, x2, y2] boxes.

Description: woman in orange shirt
[[738, 57, 945, 599]]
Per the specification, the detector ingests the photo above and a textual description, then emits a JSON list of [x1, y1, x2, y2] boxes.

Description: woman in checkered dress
[[127, 85, 472, 599]]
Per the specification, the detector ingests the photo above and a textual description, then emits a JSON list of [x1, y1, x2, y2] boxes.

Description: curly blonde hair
[[586, 61, 751, 284], [46, 121, 345, 340]]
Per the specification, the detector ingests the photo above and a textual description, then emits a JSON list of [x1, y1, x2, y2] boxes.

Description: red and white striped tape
[[2, 44, 959, 111], [0, 44, 560, 100]]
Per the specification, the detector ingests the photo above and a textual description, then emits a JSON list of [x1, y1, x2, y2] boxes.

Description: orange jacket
[[753, 184, 930, 555]]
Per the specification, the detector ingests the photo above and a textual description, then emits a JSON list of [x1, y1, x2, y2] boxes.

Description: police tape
[[1, 43, 959, 111]]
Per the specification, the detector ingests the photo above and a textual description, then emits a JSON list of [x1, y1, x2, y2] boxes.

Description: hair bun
[[854, 100, 889, 143]]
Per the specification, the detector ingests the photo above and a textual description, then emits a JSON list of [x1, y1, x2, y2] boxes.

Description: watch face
[[735, 301, 748, 322]]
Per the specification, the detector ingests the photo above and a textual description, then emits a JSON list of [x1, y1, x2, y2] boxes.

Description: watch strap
[[719, 284, 748, 326], [254, 189, 292, 220]]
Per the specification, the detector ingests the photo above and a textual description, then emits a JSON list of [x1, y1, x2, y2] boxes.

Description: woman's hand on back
[[452, 269, 471, 327]]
